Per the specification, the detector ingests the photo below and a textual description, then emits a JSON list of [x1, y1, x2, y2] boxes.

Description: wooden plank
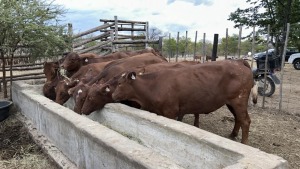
[[0, 72, 44, 80], [73, 32, 110, 48], [112, 40, 159, 44], [73, 23, 114, 39], [101, 27, 146, 32], [3, 66, 44, 71], [78, 41, 112, 54], [100, 19, 147, 24]]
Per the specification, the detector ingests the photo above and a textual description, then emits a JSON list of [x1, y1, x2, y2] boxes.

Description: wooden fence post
[[159, 36, 163, 54], [145, 22, 149, 48], [225, 28, 228, 59], [114, 16, 119, 51], [185, 31, 188, 60], [68, 23, 73, 51], [279, 23, 290, 111], [193, 31, 197, 61], [262, 25, 270, 108], [168, 33, 171, 62], [237, 26, 242, 58], [250, 26, 256, 68], [202, 33, 206, 63], [176, 32, 179, 62]]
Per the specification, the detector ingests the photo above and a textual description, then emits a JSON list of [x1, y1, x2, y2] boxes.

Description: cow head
[[60, 52, 81, 72], [69, 83, 90, 114], [81, 83, 115, 115], [55, 79, 78, 105], [43, 81, 56, 101], [112, 71, 136, 102], [43, 62, 59, 82]]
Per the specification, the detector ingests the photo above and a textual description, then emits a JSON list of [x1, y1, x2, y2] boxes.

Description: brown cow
[[74, 53, 167, 115], [59, 52, 101, 77], [60, 48, 163, 77], [43, 61, 63, 101], [80, 61, 197, 115], [43, 61, 59, 82], [55, 61, 110, 105], [111, 59, 257, 144]]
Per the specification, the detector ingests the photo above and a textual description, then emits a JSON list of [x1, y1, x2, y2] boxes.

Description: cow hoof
[[229, 133, 238, 139]]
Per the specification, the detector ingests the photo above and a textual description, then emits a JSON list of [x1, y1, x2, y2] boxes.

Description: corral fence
[[1, 18, 298, 116], [69, 16, 162, 54], [0, 16, 161, 98], [167, 24, 299, 115]]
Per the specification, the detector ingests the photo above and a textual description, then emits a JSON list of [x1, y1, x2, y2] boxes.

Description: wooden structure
[[70, 16, 161, 54]]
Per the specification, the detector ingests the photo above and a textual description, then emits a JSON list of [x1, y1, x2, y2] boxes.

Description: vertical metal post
[[176, 32, 179, 62], [237, 26, 242, 58], [279, 23, 290, 111], [193, 31, 198, 61]]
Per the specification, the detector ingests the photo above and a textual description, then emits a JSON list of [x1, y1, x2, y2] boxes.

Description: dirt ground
[[1, 58, 300, 168], [0, 108, 58, 169], [182, 106, 300, 168]]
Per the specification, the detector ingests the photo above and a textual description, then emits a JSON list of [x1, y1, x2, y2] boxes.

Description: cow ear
[[104, 85, 110, 93], [127, 72, 136, 80]]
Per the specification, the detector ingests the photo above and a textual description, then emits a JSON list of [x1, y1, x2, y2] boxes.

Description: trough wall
[[12, 80, 288, 169]]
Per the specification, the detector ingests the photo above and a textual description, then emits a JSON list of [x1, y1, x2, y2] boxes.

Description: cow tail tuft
[[251, 81, 258, 104]]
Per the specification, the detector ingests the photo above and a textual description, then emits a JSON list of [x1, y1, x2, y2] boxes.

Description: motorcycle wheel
[[257, 76, 276, 97]]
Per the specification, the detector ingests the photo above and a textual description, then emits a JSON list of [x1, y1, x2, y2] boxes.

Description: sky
[[54, 0, 253, 41]]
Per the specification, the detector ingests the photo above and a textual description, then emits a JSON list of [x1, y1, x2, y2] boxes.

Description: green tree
[[0, 0, 68, 98], [219, 34, 239, 56], [228, 0, 300, 53]]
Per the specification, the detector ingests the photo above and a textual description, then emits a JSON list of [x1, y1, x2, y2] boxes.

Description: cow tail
[[251, 81, 258, 104]]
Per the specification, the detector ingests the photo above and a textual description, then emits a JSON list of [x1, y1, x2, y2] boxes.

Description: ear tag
[[131, 74, 136, 80], [85, 58, 88, 62], [121, 73, 126, 77], [105, 87, 110, 92]]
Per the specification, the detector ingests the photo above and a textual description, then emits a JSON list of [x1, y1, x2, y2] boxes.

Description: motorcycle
[[252, 52, 281, 97]]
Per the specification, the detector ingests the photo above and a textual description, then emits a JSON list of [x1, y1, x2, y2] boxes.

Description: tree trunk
[[9, 53, 14, 100], [1, 51, 8, 98], [281, 0, 292, 57]]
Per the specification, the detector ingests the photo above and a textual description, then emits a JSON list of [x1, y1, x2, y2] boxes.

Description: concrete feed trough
[[12, 80, 288, 169]]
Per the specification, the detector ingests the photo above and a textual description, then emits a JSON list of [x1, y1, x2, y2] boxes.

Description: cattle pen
[[1, 16, 299, 116], [1, 17, 300, 168], [11, 79, 288, 169]]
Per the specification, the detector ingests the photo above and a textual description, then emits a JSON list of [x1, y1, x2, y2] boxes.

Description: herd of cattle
[[43, 47, 258, 144]]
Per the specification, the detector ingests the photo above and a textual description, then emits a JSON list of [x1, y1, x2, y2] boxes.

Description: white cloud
[[54, 0, 253, 41]]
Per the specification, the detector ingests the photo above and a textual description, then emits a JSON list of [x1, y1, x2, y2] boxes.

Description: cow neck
[[130, 75, 157, 109]]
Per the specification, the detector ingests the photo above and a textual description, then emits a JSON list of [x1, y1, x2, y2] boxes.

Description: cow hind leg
[[193, 113, 199, 127], [226, 104, 240, 138], [226, 103, 251, 144]]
